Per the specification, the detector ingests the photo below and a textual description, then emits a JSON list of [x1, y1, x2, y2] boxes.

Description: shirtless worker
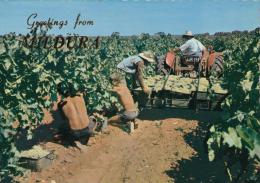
[[107, 51, 156, 126], [57, 85, 96, 145], [108, 73, 139, 125]]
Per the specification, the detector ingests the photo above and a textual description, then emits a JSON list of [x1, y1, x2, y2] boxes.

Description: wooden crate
[[132, 88, 227, 111], [132, 89, 191, 109], [189, 91, 227, 110], [19, 151, 55, 172]]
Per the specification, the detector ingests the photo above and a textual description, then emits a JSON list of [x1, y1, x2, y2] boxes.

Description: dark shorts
[[119, 111, 139, 122], [70, 118, 96, 139]]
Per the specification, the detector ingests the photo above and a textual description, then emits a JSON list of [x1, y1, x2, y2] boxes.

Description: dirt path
[[20, 109, 228, 183]]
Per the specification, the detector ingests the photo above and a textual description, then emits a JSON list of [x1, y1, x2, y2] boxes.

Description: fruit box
[[19, 151, 55, 172]]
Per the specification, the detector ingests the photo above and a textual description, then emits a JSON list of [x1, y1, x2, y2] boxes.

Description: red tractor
[[157, 46, 224, 78]]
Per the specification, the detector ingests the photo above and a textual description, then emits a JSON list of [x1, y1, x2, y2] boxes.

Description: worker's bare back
[[61, 94, 90, 130], [113, 84, 137, 112]]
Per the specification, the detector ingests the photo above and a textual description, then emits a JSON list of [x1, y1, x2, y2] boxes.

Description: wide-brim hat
[[139, 51, 156, 63], [182, 31, 194, 38]]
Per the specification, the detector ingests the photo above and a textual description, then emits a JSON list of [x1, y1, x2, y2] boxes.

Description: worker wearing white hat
[[172, 31, 206, 58], [116, 50, 156, 94], [170, 31, 207, 77]]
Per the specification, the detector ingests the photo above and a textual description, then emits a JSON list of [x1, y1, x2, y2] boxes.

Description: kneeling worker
[[58, 86, 96, 145], [108, 51, 156, 130], [108, 73, 139, 127]]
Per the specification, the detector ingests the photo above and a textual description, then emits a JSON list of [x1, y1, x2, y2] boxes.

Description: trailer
[[132, 75, 228, 111]]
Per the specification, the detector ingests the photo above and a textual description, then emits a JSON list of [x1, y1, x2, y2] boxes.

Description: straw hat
[[182, 31, 194, 38], [139, 51, 156, 63]]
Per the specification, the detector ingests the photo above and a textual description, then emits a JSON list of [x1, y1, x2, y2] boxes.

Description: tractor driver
[[170, 31, 207, 77]]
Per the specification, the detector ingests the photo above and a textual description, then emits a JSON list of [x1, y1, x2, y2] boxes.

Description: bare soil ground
[[18, 109, 229, 183]]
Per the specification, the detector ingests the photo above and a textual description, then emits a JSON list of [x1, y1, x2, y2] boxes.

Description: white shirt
[[117, 55, 142, 74], [179, 38, 205, 57]]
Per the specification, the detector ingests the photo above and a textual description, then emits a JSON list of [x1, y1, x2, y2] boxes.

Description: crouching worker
[[57, 86, 96, 145], [116, 51, 156, 94], [108, 73, 139, 128]]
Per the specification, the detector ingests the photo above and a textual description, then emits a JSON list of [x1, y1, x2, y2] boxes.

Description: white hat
[[139, 51, 156, 63], [182, 31, 194, 37]]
